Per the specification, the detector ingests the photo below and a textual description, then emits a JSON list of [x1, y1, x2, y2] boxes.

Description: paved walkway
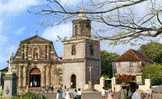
[[44, 91, 162, 99]]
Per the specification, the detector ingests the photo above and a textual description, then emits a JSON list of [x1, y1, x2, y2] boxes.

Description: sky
[[0, 0, 161, 69]]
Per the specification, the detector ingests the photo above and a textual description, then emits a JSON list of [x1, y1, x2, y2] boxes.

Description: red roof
[[115, 49, 152, 62]]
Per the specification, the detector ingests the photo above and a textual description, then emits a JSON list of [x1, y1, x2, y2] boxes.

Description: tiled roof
[[115, 49, 152, 62]]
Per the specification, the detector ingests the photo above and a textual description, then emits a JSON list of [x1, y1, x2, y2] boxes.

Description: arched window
[[75, 25, 78, 35], [71, 44, 76, 55], [89, 44, 94, 56]]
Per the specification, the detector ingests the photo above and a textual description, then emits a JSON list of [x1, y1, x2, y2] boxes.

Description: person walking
[[101, 87, 106, 99], [65, 89, 71, 99], [56, 90, 62, 99], [107, 90, 113, 99]]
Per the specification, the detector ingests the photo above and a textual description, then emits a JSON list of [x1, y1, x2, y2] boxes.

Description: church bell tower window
[[71, 44, 76, 55], [89, 44, 94, 56]]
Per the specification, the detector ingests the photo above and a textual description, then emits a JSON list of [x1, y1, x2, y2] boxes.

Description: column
[[19, 66, 23, 87], [23, 66, 26, 87], [26, 66, 29, 86], [46, 66, 49, 86], [52, 66, 55, 86], [41, 67, 45, 87], [18, 66, 21, 88], [46, 45, 49, 59], [24, 45, 26, 59], [49, 65, 51, 85], [44, 67, 46, 87]]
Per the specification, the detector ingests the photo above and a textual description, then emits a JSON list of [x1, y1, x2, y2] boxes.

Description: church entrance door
[[29, 68, 41, 87], [70, 74, 76, 88]]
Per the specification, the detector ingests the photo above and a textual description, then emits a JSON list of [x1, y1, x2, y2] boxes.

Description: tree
[[101, 50, 118, 78], [139, 42, 162, 63], [142, 64, 162, 85], [35, 0, 162, 42]]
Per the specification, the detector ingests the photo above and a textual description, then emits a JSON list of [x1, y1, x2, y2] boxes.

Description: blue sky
[[0, 0, 161, 69]]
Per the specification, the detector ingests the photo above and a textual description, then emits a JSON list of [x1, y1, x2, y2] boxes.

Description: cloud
[[0, 0, 40, 15], [15, 27, 26, 35], [0, 0, 43, 68], [41, 22, 72, 56], [41, 22, 72, 41]]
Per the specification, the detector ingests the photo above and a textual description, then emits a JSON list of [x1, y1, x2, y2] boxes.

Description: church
[[9, 12, 101, 94]]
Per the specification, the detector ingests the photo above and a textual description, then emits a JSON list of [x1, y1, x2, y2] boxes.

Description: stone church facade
[[8, 12, 101, 94], [11, 36, 62, 93]]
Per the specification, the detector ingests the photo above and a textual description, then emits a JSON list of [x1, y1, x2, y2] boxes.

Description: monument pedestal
[[84, 81, 96, 91], [3, 72, 17, 96]]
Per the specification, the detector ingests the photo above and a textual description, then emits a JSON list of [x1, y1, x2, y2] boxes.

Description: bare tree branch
[[42, 0, 147, 15], [36, 0, 162, 42]]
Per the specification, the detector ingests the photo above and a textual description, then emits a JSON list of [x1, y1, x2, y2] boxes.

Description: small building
[[113, 49, 152, 83]]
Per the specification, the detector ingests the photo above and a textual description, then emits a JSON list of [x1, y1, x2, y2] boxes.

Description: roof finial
[[81, 0, 84, 12], [77, 0, 88, 20]]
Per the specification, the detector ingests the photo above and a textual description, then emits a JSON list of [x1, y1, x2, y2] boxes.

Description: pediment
[[21, 35, 52, 44]]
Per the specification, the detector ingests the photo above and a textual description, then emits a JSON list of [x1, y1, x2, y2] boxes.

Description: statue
[[3, 52, 17, 96]]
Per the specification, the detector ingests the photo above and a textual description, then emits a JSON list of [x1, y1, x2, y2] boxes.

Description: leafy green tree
[[139, 42, 162, 63], [142, 64, 162, 85], [101, 50, 119, 78]]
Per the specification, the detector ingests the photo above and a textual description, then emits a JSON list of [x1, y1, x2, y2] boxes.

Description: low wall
[[152, 93, 162, 99], [82, 91, 102, 99]]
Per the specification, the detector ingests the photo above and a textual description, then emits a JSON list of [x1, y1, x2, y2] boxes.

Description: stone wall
[[115, 61, 142, 75], [63, 62, 86, 89]]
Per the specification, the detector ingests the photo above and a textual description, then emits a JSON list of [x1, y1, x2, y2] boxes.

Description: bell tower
[[72, 11, 91, 38], [63, 10, 101, 90]]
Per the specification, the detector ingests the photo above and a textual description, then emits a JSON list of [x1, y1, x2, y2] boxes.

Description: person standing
[[119, 86, 128, 99], [73, 89, 78, 99], [56, 90, 62, 99], [77, 88, 82, 99], [131, 85, 141, 99], [65, 89, 71, 99], [128, 88, 133, 99], [101, 87, 106, 99], [107, 90, 113, 99], [60, 87, 65, 99]]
